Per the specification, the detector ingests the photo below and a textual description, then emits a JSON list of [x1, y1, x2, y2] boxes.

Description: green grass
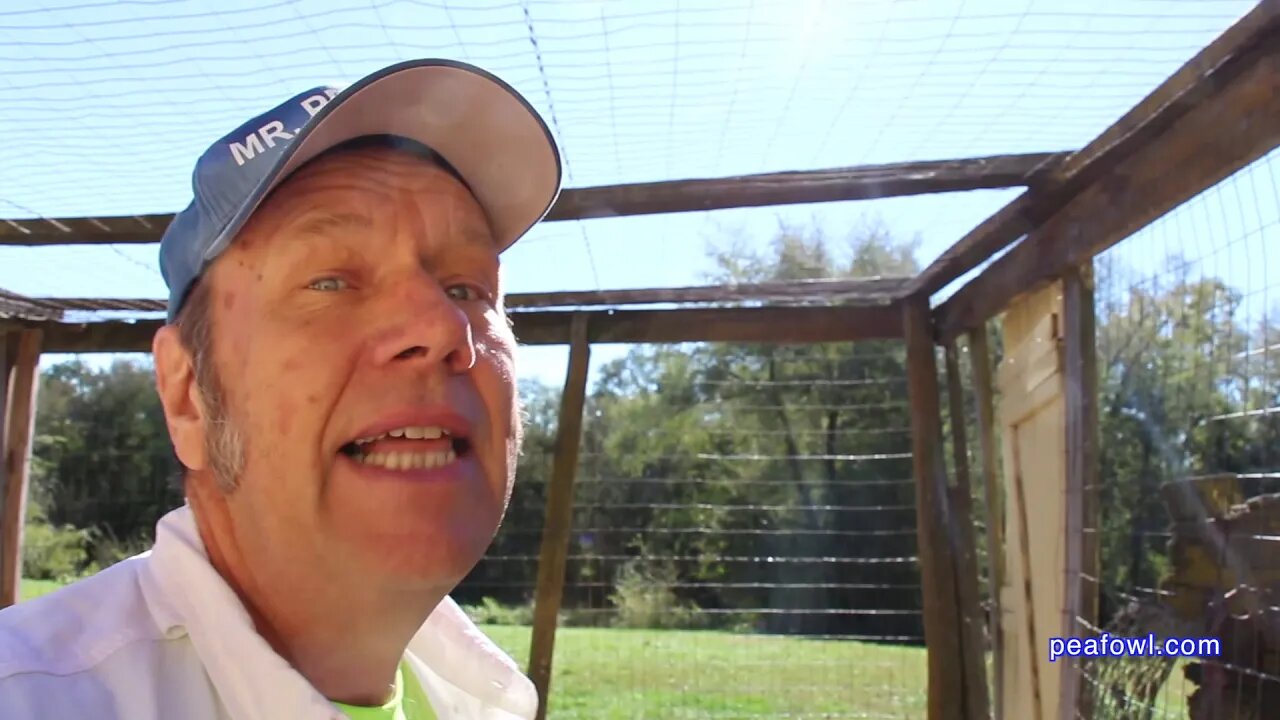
[[480, 625, 928, 719], [18, 578, 66, 603]]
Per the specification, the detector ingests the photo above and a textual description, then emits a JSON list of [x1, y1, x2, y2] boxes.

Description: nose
[[370, 272, 476, 374]]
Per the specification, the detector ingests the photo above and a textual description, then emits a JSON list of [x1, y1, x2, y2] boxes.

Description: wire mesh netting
[[0, 0, 1259, 297], [1075, 148, 1280, 719], [460, 340, 926, 718]]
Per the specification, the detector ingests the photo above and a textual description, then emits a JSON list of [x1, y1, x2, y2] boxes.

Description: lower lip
[[337, 452, 472, 482]]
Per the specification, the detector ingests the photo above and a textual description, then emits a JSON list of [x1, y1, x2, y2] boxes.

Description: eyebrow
[[291, 211, 374, 238]]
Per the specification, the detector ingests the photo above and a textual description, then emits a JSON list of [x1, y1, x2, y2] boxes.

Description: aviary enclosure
[[1, 2, 1278, 718]]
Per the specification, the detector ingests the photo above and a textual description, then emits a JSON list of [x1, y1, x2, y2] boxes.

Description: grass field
[[18, 578, 65, 603], [481, 625, 927, 719]]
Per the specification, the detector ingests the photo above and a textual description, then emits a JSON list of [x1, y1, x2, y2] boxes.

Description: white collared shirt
[[0, 505, 539, 720]]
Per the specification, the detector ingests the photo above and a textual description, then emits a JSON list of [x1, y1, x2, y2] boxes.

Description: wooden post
[[944, 341, 992, 720], [903, 297, 966, 720], [0, 332, 10, 603], [1060, 265, 1099, 719], [1, 328, 42, 607], [968, 324, 1004, 720], [527, 314, 591, 720]]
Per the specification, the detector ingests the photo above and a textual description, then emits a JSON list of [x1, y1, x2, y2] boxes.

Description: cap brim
[[211, 59, 561, 260]]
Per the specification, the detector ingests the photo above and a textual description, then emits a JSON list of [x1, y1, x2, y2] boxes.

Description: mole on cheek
[[221, 292, 236, 312]]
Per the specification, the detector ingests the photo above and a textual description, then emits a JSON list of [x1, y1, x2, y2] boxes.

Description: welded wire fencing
[[1077, 148, 1280, 719], [461, 340, 927, 718]]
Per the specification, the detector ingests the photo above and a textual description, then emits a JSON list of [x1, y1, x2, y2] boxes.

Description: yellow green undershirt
[[332, 660, 436, 720]]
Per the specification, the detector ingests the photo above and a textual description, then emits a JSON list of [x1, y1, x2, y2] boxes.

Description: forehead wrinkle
[[292, 210, 374, 239]]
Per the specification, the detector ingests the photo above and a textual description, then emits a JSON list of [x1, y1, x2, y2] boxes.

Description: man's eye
[[445, 284, 486, 302], [308, 277, 348, 292]]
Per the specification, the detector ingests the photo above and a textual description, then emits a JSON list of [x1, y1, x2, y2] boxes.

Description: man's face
[[191, 145, 519, 588]]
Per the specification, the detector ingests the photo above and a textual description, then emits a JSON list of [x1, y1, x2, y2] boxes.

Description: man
[[0, 58, 562, 720]]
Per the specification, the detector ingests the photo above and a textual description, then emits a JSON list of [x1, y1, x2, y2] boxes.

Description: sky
[[0, 0, 1271, 386]]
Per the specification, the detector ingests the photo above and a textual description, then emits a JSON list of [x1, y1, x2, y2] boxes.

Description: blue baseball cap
[[159, 59, 562, 322]]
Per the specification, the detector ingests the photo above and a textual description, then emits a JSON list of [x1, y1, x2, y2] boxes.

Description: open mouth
[[338, 425, 472, 471]]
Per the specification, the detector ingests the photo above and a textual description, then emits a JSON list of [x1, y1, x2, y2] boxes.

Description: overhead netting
[[0, 0, 1258, 299]]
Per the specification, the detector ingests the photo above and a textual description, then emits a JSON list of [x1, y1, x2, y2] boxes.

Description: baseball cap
[[158, 59, 562, 322]]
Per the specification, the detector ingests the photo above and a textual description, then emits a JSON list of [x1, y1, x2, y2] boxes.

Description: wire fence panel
[[1077, 147, 1280, 720], [460, 340, 926, 719]]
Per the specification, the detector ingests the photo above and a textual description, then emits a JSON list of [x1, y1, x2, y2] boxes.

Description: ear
[[153, 324, 209, 472]]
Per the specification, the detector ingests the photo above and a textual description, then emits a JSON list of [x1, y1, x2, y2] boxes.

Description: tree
[[28, 358, 180, 574], [562, 219, 926, 638], [1093, 254, 1254, 619]]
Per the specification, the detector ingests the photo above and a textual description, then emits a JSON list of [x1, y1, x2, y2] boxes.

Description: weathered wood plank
[[944, 341, 992, 720], [1060, 265, 1100, 720], [27, 303, 904, 353], [968, 324, 1004, 720], [34, 278, 909, 315], [506, 277, 909, 308], [527, 314, 591, 720], [1, 329, 42, 608], [543, 153, 1064, 221], [912, 0, 1280, 302], [0, 333, 10, 605], [0, 213, 173, 247], [0, 288, 63, 321], [0, 153, 1064, 246], [903, 297, 965, 720], [935, 4, 1280, 341]]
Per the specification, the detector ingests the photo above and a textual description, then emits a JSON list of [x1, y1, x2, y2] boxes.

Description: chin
[[339, 507, 502, 589]]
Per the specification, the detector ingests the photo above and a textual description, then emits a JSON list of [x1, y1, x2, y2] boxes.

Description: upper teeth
[[356, 426, 449, 444]]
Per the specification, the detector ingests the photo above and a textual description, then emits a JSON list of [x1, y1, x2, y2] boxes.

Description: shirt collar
[[138, 504, 536, 720]]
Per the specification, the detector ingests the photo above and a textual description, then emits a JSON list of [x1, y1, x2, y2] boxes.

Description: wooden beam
[[522, 305, 904, 345], [543, 153, 1063, 221], [0, 213, 173, 247], [944, 341, 991, 720], [912, 0, 1280, 301], [0, 153, 1064, 246], [0, 334, 10, 604], [28, 303, 904, 353], [506, 277, 909, 309], [903, 297, 965, 720], [0, 288, 62, 322], [1060, 265, 1100, 720], [1, 329, 41, 608], [968, 323, 1004, 720], [27, 277, 910, 316], [527, 314, 590, 720]]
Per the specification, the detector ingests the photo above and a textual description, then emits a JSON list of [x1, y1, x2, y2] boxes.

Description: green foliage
[[609, 557, 703, 630], [21, 521, 91, 582], [461, 596, 536, 626], [562, 220, 924, 639], [26, 357, 179, 575], [82, 527, 155, 575], [21, 500, 91, 582], [1090, 253, 1278, 621]]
